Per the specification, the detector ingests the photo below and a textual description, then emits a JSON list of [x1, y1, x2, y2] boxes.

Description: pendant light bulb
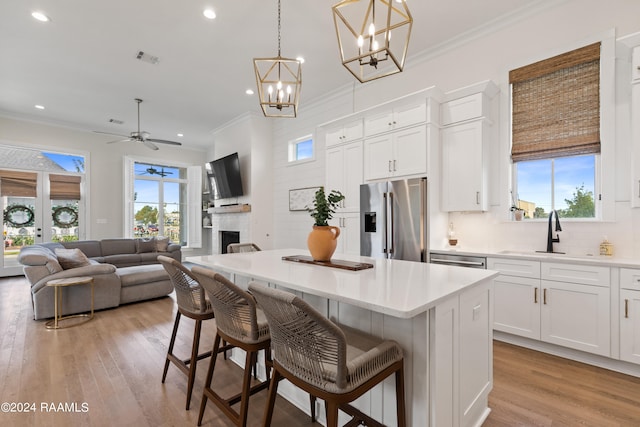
[[357, 35, 364, 48], [368, 22, 375, 37]]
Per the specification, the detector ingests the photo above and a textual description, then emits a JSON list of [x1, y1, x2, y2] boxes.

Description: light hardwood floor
[[1, 275, 640, 426]]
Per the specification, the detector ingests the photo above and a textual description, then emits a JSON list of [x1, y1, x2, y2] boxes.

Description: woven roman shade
[[0, 170, 37, 197], [49, 174, 81, 200], [510, 42, 601, 162]]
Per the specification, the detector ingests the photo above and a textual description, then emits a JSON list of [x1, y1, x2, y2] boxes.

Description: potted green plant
[[306, 187, 345, 261]]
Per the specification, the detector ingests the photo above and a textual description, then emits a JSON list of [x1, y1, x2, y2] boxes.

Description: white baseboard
[[494, 331, 640, 378]]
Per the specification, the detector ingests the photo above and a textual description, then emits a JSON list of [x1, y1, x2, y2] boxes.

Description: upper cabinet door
[[325, 119, 363, 148], [364, 101, 426, 137], [441, 120, 487, 211]]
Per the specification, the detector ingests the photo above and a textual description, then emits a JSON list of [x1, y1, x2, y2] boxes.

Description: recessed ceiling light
[[35, 105, 45, 110], [203, 9, 216, 19], [245, 89, 254, 95], [296, 56, 305, 64], [31, 11, 50, 22], [177, 133, 184, 137]]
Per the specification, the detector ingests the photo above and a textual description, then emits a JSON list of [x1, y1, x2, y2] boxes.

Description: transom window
[[288, 135, 314, 163]]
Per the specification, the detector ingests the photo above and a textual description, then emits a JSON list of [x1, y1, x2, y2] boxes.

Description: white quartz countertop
[[187, 249, 498, 319], [430, 247, 640, 268]]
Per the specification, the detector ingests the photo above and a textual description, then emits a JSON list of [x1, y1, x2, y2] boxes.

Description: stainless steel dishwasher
[[429, 252, 487, 269]]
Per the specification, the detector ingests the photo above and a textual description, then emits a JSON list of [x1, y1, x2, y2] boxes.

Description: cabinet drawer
[[487, 258, 540, 279], [541, 262, 610, 287], [620, 268, 640, 290], [441, 93, 487, 125]]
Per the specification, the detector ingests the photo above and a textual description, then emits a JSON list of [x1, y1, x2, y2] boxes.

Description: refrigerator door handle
[[388, 192, 395, 254], [382, 192, 388, 253]]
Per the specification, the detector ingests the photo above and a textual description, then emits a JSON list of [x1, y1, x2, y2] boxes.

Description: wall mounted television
[[208, 152, 244, 201]]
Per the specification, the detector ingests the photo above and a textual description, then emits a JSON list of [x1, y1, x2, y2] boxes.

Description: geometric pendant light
[[332, 0, 413, 83], [254, 0, 302, 118]]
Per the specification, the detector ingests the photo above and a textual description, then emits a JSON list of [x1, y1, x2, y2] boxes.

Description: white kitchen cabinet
[[363, 101, 426, 137], [364, 125, 427, 181], [631, 83, 640, 207], [493, 274, 541, 339], [326, 140, 362, 212], [329, 213, 360, 256], [620, 268, 640, 364], [441, 120, 489, 211], [325, 119, 363, 148], [489, 258, 610, 357], [489, 258, 541, 339], [432, 279, 492, 427], [540, 279, 610, 356]]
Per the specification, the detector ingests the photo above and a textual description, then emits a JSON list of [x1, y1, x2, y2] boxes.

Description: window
[[515, 155, 597, 219], [288, 135, 314, 163], [510, 43, 601, 220], [125, 159, 202, 248]]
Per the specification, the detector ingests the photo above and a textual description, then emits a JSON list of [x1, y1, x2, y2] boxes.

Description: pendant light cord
[[277, 0, 281, 57]]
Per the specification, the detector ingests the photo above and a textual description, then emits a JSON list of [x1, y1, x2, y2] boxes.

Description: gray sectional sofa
[[18, 238, 181, 320]]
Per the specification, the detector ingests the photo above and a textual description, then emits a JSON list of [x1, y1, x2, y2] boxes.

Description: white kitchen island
[[187, 249, 498, 427]]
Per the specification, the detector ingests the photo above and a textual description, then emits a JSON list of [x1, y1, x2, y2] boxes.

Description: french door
[[1, 170, 85, 277]]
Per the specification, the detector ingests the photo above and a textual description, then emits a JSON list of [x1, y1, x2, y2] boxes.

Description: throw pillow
[[55, 248, 91, 270], [136, 237, 156, 253], [156, 236, 170, 252]]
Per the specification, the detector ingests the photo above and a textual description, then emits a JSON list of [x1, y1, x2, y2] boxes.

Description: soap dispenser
[[599, 236, 613, 256], [448, 223, 458, 247]]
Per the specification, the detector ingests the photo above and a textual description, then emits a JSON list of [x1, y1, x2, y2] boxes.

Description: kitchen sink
[[497, 250, 597, 259]]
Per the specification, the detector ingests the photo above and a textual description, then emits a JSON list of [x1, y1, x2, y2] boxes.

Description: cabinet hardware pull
[[393, 159, 397, 171], [476, 191, 480, 204], [638, 180, 640, 198], [625, 299, 629, 318], [388, 160, 392, 172], [543, 288, 547, 305], [534, 288, 538, 304]]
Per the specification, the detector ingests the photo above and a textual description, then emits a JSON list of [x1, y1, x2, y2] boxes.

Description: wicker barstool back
[[158, 255, 209, 314], [157, 255, 216, 411], [226, 242, 261, 253], [249, 283, 406, 427]]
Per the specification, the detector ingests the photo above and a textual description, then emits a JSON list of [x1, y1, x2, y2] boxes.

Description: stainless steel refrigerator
[[360, 177, 428, 262]]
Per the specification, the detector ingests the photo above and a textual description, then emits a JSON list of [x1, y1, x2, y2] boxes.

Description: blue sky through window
[[516, 155, 595, 212], [42, 152, 85, 173]]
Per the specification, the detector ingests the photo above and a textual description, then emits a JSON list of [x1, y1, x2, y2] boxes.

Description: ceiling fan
[[94, 98, 182, 151], [141, 166, 172, 177]]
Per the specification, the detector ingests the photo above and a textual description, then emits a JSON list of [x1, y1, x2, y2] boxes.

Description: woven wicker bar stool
[[158, 256, 231, 410], [191, 266, 273, 427], [249, 283, 406, 427]]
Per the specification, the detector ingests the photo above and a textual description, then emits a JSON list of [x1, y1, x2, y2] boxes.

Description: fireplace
[[220, 231, 240, 254]]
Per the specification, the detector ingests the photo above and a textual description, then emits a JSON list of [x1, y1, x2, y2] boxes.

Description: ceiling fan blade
[[147, 138, 182, 146], [143, 140, 159, 151], [106, 138, 132, 144], [94, 130, 130, 138]]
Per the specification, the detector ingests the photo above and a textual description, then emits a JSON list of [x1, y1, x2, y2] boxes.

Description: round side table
[[45, 276, 95, 329]]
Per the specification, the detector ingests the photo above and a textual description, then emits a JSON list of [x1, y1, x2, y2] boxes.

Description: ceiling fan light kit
[[332, 0, 413, 83], [94, 98, 182, 150], [253, 0, 302, 118]]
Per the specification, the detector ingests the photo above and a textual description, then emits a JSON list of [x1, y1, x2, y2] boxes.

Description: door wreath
[[3, 204, 35, 227], [52, 206, 78, 228]]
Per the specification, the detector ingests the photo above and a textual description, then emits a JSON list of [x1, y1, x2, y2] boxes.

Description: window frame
[[287, 134, 315, 165], [512, 153, 601, 221], [123, 156, 202, 248], [505, 32, 615, 222]]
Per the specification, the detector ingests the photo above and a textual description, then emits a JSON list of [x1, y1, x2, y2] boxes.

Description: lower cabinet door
[[493, 275, 541, 340], [620, 289, 640, 364], [540, 280, 610, 356]]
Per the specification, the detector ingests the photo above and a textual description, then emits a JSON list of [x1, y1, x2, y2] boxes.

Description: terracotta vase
[[307, 225, 340, 261]]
